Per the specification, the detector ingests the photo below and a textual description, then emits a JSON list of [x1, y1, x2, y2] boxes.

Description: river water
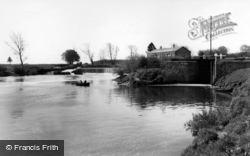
[[0, 73, 231, 156]]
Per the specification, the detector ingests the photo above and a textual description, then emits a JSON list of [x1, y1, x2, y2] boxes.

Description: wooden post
[[210, 16, 212, 57], [213, 53, 217, 83], [210, 16, 213, 84]]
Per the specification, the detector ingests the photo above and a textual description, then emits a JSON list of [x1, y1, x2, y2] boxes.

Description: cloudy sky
[[0, 0, 249, 64]]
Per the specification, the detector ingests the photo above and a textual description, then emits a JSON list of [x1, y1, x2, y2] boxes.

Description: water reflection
[[0, 74, 232, 156], [15, 77, 25, 82], [114, 86, 231, 110]]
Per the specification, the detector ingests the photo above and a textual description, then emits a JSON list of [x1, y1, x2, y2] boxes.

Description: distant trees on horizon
[[61, 49, 80, 64], [4, 32, 250, 66], [198, 46, 228, 56], [7, 57, 12, 64], [240, 44, 250, 53]]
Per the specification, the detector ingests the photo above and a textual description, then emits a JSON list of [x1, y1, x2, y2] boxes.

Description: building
[[146, 45, 191, 59]]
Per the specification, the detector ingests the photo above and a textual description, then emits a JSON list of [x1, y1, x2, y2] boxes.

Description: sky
[[0, 0, 250, 64]]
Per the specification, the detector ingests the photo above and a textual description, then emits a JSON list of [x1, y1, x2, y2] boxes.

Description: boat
[[76, 81, 90, 87]]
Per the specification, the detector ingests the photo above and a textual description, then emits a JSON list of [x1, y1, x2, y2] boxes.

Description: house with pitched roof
[[146, 45, 191, 59]]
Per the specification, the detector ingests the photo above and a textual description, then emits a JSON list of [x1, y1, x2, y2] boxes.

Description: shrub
[[185, 110, 219, 136], [147, 57, 160, 68], [0, 66, 8, 76], [216, 135, 237, 152], [137, 56, 148, 69], [14, 67, 25, 76], [25, 67, 39, 75], [239, 135, 250, 153], [230, 97, 250, 118], [193, 129, 218, 146], [114, 65, 126, 77], [135, 68, 166, 83]]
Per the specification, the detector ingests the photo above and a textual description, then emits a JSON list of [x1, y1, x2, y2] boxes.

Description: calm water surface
[[0, 73, 231, 156]]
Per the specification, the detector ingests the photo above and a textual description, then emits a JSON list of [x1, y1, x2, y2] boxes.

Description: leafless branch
[[6, 33, 26, 68], [81, 43, 94, 65]]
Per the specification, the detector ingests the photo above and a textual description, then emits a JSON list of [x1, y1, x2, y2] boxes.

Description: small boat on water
[[76, 80, 90, 87]]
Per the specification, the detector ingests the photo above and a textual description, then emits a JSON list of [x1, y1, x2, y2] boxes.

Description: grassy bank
[[182, 68, 250, 156]]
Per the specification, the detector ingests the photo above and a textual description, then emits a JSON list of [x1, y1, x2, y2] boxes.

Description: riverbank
[[0, 64, 86, 76], [182, 68, 250, 156], [114, 68, 181, 87]]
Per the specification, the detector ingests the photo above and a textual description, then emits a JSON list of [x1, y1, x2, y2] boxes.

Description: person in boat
[[83, 80, 87, 84], [80, 80, 83, 84]]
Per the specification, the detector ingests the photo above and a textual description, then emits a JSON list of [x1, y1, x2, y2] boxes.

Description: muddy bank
[[182, 68, 250, 156]]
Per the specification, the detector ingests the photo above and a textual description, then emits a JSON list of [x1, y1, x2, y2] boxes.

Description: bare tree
[[99, 49, 106, 60], [81, 44, 94, 65], [105, 43, 119, 65], [6, 33, 27, 69], [128, 45, 138, 58]]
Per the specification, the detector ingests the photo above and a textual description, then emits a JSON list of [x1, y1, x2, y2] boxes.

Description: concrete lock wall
[[162, 61, 202, 83], [160, 60, 250, 84], [216, 60, 250, 80]]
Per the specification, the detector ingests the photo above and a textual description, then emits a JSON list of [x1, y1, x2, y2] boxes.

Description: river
[[0, 73, 231, 156]]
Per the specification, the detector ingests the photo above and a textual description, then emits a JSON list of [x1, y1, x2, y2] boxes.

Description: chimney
[[173, 44, 176, 48], [160, 46, 162, 49]]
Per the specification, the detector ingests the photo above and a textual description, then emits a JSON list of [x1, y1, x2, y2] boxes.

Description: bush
[[0, 66, 8, 76], [185, 110, 219, 136], [230, 97, 250, 118], [193, 129, 218, 146], [137, 56, 148, 69], [114, 65, 126, 77], [147, 57, 160, 68], [25, 67, 39, 75], [216, 135, 237, 152], [14, 67, 25, 76], [135, 68, 166, 83]]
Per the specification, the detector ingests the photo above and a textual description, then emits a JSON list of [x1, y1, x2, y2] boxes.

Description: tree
[[81, 44, 94, 65], [217, 46, 228, 55], [147, 42, 156, 52], [105, 43, 119, 65], [6, 33, 26, 69], [198, 49, 215, 56], [137, 55, 148, 69], [198, 46, 228, 57], [128, 45, 138, 57], [240, 44, 250, 52], [61, 49, 80, 64], [99, 49, 106, 60], [126, 45, 139, 72], [7, 57, 13, 64]]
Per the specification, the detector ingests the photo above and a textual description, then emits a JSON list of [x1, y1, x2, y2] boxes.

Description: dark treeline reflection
[[114, 86, 231, 109], [15, 77, 25, 82]]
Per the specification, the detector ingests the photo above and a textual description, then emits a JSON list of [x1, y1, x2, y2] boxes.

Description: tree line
[[5, 33, 250, 69], [61, 42, 119, 65]]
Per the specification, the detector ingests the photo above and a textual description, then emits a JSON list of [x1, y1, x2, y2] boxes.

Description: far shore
[[148, 83, 213, 87]]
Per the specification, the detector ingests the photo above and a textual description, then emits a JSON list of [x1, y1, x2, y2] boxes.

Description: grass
[[183, 68, 250, 156]]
